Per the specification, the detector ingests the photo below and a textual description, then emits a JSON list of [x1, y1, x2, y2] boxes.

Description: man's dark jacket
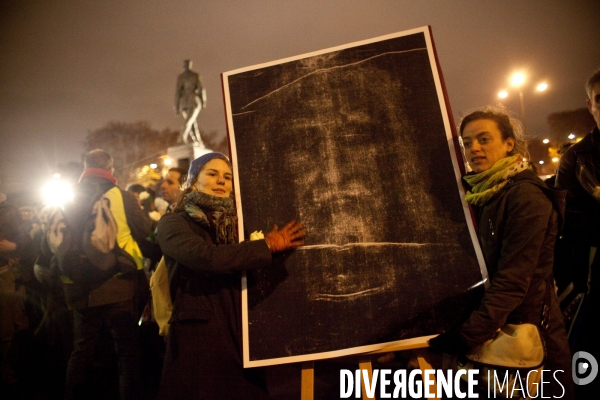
[[61, 175, 152, 309]]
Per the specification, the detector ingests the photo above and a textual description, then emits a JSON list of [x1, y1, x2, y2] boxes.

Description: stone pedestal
[[167, 144, 211, 172]]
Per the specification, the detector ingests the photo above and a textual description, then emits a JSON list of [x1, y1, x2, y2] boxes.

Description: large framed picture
[[222, 26, 486, 367]]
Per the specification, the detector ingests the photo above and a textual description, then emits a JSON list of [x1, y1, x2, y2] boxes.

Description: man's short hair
[[126, 183, 146, 194], [168, 167, 187, 186], [84, 149, 113, 170], [585, 68, 600, 99]]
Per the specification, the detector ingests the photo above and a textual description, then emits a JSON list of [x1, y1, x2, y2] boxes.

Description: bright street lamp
[[510, 72, 526, 87], [497, 71, 548, 129]]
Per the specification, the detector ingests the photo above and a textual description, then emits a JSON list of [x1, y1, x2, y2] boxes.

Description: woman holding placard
[[156, 152, 305, 400], [428, 108, 573, 399]]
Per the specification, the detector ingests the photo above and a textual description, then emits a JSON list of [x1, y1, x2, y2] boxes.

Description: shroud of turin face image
[[226, 30, 483, 363]]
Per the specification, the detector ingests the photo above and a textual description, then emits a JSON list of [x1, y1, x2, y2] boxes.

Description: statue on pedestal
[[174, 60, 206, 147]]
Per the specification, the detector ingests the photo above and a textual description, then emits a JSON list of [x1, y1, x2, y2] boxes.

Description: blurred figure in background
[[63, 149, 152, 400], [554, 67, 600, 398], [160, 167, 186, 213], [0, 186, 36, 398]]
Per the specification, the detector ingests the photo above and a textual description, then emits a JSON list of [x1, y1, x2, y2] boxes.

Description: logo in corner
[[572, 351, 598, 385]]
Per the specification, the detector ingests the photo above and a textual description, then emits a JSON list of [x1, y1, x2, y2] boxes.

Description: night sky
[[1, 0, 598, 195]]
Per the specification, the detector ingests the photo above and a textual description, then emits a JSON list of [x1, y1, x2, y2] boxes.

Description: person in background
[[125, 183, 146, 207], [428, 108, 573, 399], [142, 167, 188, 398], [19, 206, 41, 239], [0, 188, 35, 398], [125, 183, 166, 398], [148, 168, 188, 337], [125, 183, 162, 266], [126, 184, 160, 221], [160, 167, 186, 212], [148, 168, 187, 338], [64, 149, 152, 400], [554, 67, 600, 398], [156, 152, 305, 399]]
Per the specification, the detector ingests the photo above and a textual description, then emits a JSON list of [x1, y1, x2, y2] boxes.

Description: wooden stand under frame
[[299, 343, 440, 400]]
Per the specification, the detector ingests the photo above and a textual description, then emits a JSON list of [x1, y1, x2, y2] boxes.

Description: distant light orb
[[498, 90, 508, 99], [542, 139, 550, 144], [536, 82, 548, 92], [164, 158, 172, 166], [42, 180, 74, 207], [510, 72, 526, 87], [150, 163, 158, 169], [538, 160, 545, 165], [568, 133, 576, 140], [552, 157, 559, 163]]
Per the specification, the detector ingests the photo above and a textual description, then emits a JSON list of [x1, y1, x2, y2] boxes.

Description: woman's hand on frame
[[264, 220, 305, 253]]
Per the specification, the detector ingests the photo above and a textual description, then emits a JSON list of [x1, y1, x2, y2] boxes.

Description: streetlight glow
[[542, 139, 550, 144], [552, 157, 559, 163], [164, 157, 172, 166], [538, 160, 544, 165], [498, 70, 546, 129], [510, 72, 526, 87], [568, 133, 576, 140], [150, 163, 158, 169]]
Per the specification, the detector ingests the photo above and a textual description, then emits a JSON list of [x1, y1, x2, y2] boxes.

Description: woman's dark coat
[[461, 169, 574, 399], [156, 211, 272, 400]]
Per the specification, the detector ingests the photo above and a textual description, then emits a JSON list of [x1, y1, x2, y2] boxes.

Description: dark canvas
[[222, 27, 486, 366]]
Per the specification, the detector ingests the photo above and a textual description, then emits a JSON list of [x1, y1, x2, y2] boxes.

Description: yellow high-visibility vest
[[104, 187, 144, 270]]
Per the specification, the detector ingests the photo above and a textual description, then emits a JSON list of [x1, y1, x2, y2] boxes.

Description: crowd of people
[[1, 68, 599, 399]]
